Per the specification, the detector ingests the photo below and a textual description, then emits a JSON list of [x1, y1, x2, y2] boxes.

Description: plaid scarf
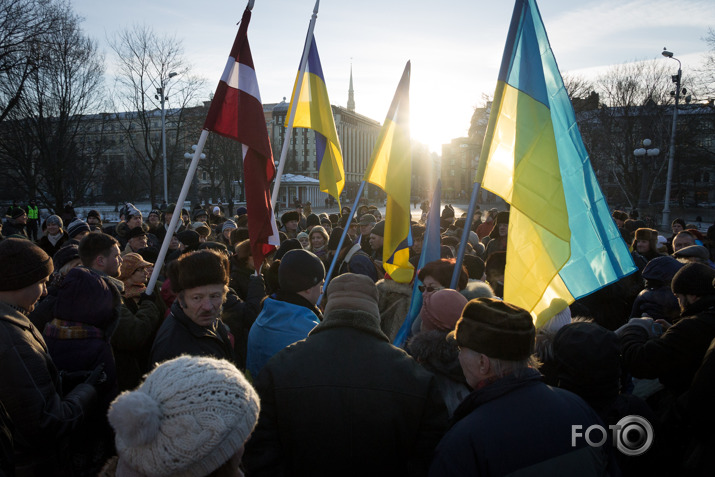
[[43, 319, 104, 340]]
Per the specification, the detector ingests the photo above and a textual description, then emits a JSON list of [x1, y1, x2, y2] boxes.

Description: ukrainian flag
[[478, 0, 636, 327], [286, 34, 344, 208], [364, 61, 414, 283]]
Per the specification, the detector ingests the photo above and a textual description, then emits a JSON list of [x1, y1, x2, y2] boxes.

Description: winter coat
[[0, 302, 97, 475], [429, 369, 615, 477], [245, 295, 319, 379], [407, 330, 470, 417], [149, 300, 235, 366], [243, 308, 449, 477], [37, 231, 68, 257], [376, 278, 412, 342], [620, 294, 715, 397], [220, 278, 266, 371], [630, 286, 681, 322], [2, 219, 27, 239]]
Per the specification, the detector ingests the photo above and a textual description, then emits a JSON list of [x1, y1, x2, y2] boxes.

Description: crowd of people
[[0, 199, 714, 476]]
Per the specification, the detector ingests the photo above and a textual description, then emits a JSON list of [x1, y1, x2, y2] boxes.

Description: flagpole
[[393, 178, 442, 347], [270, 0, 320, 210], [450, 181, 481, 290], [316, 179, 365, 306], [146, 129, 209, 295]]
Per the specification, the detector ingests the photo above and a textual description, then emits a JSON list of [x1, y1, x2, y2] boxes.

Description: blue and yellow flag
[[478, 0, 636, 327], [286, 33, 344, 208], [364, 61, 414, 283]]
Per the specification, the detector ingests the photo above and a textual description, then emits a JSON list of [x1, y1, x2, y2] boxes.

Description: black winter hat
[[87, 210, 101, 221], [328, 227, 344, 251], [11, 206, 26, 219], [55, 267, 114, 326], [127, 226, 147, 240], [0, 238, 53, 291], [306, 213, 320, 228], [52, 244, 80, 271], [371, 220, 385, 237], [176, 230, 200, 250], [279, 249, 325, 293], [553, 322, 621, 400], [671, 262, 715, 296], [281, 211, 300, 226], [170, 249, 229, 293], [449, 297, 535, 360], [66, 219, 90, 239], [274, 238, 303, 261]]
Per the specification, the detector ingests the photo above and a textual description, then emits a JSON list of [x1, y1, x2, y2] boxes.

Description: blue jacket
[[246, 298, 319, 378], [429, 369, 615, 477]]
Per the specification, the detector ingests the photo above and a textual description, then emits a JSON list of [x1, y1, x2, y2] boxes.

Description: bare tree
[[108, 25, 205, 205], [0, 0, 67, 123], [695, 28, 715, 99], [577, 60, 673, 212], [0, 5, 106, 212]]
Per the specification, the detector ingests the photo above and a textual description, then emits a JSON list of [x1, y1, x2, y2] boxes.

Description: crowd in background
[[1, 198, 715, 476]]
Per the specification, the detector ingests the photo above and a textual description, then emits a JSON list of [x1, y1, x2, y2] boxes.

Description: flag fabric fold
[[393, 179, 442, 347], [477, 0, 636, 327], [286, 33, 345, 208], [203, 7, 280, 265], [363, 61, 414, 284]]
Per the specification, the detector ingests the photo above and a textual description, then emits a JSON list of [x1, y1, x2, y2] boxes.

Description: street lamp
[[661, 48, 683, 228], [633, 138, 660, 211], [157, 71, 178, 204], [184, 145, 206, 205]]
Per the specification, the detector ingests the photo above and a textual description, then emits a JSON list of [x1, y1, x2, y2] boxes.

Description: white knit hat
[[108, 356, 260, 477], [540, 304, 572, 334]]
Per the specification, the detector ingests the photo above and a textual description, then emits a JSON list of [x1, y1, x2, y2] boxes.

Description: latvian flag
[[203, 7, 280, 265]]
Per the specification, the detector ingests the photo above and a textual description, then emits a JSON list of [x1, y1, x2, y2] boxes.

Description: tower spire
[[347, 61, 355, 112]]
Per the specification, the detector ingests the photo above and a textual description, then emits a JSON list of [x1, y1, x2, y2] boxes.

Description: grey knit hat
[[108, 356, 260, 477], [66, 219, 90, 239], [45, 215, 63, 227]]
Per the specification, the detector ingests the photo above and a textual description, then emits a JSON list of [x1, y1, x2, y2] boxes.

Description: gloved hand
[[85, 363, 106, 387], [619, 317, 658, 338], [138, 292, 153, 305]]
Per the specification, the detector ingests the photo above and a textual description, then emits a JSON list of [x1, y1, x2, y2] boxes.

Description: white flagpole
[[270, 0, 320, 210], [146, 129, 209, 295]]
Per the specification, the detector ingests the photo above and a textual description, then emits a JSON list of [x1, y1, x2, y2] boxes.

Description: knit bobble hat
[[278, 249, 324, 293], [323, 273, 379, 319], [108, 356, 260, 477], [450, 297, 535, 360], [46, 215, 63, 227], [420, 289, 469, 332], [671, 262, 715, 297], [222, 220, 237, 233], [0, 238, 53, 291], [66, 219, 90, 239]]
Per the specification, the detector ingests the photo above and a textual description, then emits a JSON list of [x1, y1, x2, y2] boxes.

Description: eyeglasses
[[418, 285, 444, 293]]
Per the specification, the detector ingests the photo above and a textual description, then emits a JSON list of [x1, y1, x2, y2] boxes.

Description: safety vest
[[27, 205, 39, 220]]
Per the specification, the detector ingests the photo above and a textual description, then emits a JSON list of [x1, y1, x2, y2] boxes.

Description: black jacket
[[244, 308, 448, 477], [0, 302, 96, 475], [149, 300, 235, 366], [621, 295, 715, 396]]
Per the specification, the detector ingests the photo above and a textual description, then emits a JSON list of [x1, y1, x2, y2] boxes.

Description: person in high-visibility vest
[[26, 199, 39, 241]]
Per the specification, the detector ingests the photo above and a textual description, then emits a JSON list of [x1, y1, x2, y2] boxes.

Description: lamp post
[[158, 71, 178, 204], [661, 49, 682, 228], [184, 145, 206, 206], [633, 139, 660, 211]]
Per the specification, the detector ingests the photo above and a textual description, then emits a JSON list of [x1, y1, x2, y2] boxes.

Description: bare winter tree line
[[0, 0, 713, 216]]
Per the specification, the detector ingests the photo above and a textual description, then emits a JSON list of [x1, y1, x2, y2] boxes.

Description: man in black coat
[[149, 249, 235, 365], [619, 262, 715, 398], [430, 298, 616, 476], [244, 273, 448, 476]]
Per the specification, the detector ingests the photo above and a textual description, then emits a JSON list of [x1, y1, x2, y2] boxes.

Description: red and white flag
[[204, 7, 280, 265]]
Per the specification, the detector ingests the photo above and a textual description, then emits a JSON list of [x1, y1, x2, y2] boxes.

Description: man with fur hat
[[0, 238, 101, 474], [620, 262, 715, 400], [280, 210, 301, 239], [632, 227, 661, 262], [244, 273, 448, 475], [430, 298, 615, 476], [246, 249, 324, 378], [149, 249, 235, 365]]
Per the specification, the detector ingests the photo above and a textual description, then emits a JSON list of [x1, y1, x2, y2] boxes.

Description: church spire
[[347, 62, 355, 112]]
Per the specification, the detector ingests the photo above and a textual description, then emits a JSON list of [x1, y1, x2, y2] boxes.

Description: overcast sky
[[71, 0, 714, 152]]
